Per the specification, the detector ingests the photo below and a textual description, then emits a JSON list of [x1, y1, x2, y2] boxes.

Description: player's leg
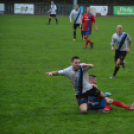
[[47, 16, 51, 25], [110, 50, 120, 78], [106, 97, 134, 110], [79, 103, 88, 114], [87, 32, 94, 48], [78, 25, 84, 40], [73, 24, 77, 41], [83, 34, 89, 49], [76, 95, 88, 114], [54, 16, 58, 24]]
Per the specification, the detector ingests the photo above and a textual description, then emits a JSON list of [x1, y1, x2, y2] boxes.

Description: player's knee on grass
[[79, 103, 88, 114]]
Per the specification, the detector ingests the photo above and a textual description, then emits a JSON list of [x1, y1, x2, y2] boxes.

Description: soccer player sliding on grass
[[87, 75, 134, 113], [80, 7, 98, 49], [45, 56, 106, 114]]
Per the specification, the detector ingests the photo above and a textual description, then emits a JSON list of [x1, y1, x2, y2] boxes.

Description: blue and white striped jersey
[[69, 9, 82, 24], [48, 4, 57, 15], [57, 63, 92, 95], [111, 32, 131, 51]]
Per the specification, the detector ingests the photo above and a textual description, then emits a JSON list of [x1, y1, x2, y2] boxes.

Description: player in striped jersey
[[45, 56, 106, 114], [69, 5, 83, 41], [80, 7, 98, 49], [47, 1, 58, 25], [110, 25, 132, 78]]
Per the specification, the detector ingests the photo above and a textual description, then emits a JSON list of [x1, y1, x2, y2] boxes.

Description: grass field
[[0, 15, 134, 134]]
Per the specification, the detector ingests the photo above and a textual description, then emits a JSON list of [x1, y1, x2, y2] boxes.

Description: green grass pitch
[[0, 15, 134, 134]]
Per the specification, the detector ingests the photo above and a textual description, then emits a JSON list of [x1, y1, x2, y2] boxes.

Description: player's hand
[[81, 64, 87, 68], [111, 46, 114, 51], [95, 27, 98, 31], [70, 22, 72, 24], [45, 72, 53, 76], [91, 84, 98, 89], [79, 25, 82, 28], [126, 48, 130, 53]]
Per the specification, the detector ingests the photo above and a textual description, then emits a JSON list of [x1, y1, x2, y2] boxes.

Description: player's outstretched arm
[[94, 22, 98, 31], [81, 64, 94, 69], [45, 71, 58, 76]]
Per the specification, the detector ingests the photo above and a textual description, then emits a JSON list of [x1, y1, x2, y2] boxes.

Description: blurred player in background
[[110, 25, 131, 78], [47, 1, 58, 25], [80, 7, 98, 49], [88, 75, 134, 113], [69, 5, 83, 41]]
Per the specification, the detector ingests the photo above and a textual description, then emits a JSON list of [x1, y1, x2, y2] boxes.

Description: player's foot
[[105, 92, 112, 97], [90, 43, 94, 48], [129, 102, 134, 111], [83, 47, 87, 50], [47, 23, 50, 25], [73, 39, 76, 41], [122, 61, 125, 70], [99, 109, 109, 113], [109, 75, 115, 79], [82, 38, 85, 41], [56, 22, 58, 25]]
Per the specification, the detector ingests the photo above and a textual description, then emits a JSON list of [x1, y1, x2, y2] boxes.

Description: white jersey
[[69, 9, 82, 24], [57, 63, 92, 95], [49, 4, 57, 15], [111, 32, 131, 51]]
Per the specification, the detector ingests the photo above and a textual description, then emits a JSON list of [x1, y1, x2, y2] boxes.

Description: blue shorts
[[83, 31, 92, 35], [88, 96, 106, 110], [91, 99, 106, 110]]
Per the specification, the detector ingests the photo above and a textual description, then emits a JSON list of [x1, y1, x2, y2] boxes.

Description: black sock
[[81, 31, 83, 39], [49, 18, 51, 24], [113, 66, 120, 76], [74, 31, 76, 39], [55, 18, 58, 23]]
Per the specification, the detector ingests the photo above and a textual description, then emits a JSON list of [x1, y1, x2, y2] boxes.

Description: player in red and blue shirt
[[80, 7, 98, 49]]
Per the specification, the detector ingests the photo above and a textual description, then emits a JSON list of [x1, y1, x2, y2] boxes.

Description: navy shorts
[[83, 31, 91, 35]]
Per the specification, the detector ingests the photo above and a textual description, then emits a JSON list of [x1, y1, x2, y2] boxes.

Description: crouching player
[[88, 75, 134, 113]]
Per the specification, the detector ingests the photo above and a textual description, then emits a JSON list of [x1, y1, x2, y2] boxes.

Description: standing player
[[69, 5, 83, 41], [110, 25, 132, 78], [47, 1, 58, 25], [80, 7, 98, 49], [45, 56, 106, 114]]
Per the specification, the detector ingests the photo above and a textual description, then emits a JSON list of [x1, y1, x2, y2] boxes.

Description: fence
[[1, 3, 133, 16]]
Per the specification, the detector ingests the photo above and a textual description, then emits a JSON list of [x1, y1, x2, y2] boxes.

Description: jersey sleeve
[[69, 10, 73, 22], [81, 63, 90, 71], [111, 34, 115, 46], [92, 14, 96, 23], [127, 34, 132, 42], [57, 68, 70, 77]]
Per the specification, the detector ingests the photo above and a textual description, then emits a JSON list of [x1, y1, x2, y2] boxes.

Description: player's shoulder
[[112, 33, 117, 37], [71, 9, 76, 12]]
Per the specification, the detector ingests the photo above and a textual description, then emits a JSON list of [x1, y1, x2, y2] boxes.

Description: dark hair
[[89, 75, 96, 81], [71, 56, 80, 62], [75, 4, 79, 7]]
